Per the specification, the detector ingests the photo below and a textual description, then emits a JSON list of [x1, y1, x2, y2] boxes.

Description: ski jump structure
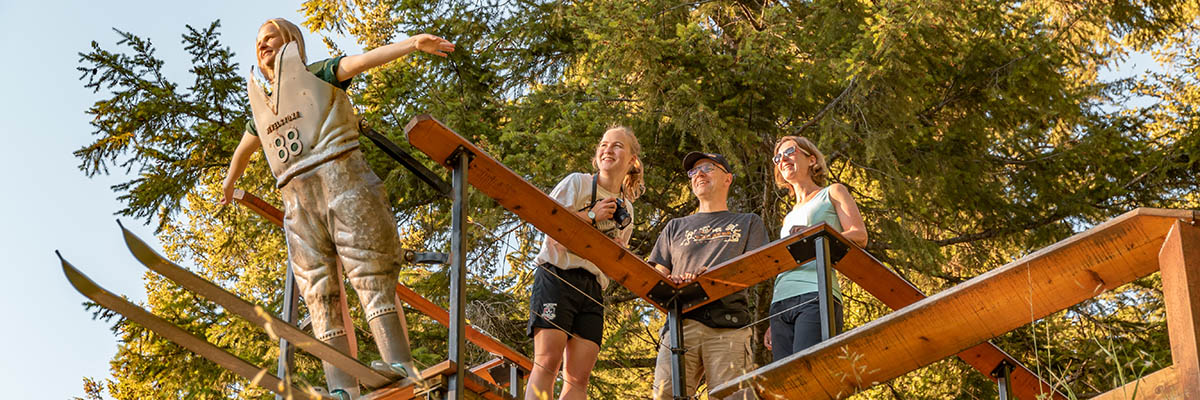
[[60, 114, 1200, 400]]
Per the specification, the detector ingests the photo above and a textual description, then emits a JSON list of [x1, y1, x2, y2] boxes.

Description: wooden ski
[[59, 254, 335, 400]]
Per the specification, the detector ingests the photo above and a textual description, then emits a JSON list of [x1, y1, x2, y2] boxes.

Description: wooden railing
[[711, 208, 1199, 399], [403, 115, 1068, 399]]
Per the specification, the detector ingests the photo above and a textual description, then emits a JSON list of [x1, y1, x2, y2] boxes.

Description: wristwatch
[[587, 209, 597, 224]]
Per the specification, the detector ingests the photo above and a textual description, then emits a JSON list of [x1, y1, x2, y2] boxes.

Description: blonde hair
[[773, 136, 829, 191], [592, 125, 646, 200], [258, 18, 307, 79]]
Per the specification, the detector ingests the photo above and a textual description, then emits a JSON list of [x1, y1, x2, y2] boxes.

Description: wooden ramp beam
[[835, 240, 1065, 400], [365, 361, 515, 400], [405, 115, 673, 309], [712, 208, 1196, 399], [705, 225, 1065, 399], [1159, 221, 1200, 398], [394, 283, 533, 373], [1089, 365, 1180, 400]]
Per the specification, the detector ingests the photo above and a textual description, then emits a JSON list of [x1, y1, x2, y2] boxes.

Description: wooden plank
[[394, 284, 533, 373], [469, 358, 507, 385], [232, 189, 283, 226], [838, 246, 1065, 400], [694, 224, 841, 311], [366, 360, 515, 400], [363, 360, 455, 400], [954, 343, 1062, 400], [1158, 221, 1200, 398], [700, 225, 1066, 399], [405, 115, 672, 309], [1089, 365, 1181, 400], [711, 208, 1196, 399]]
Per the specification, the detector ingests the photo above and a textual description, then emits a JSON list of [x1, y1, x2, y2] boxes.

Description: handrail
[[711, 208, 1198, 399], [403, 115, 1065, 399]]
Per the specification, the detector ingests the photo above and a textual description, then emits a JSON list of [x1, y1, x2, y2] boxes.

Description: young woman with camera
[[525, 126, 645, 400], [764, 136, 867, 361]]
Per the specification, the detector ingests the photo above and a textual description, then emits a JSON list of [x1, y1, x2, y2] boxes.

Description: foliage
[[74, 0, 1200, 398]]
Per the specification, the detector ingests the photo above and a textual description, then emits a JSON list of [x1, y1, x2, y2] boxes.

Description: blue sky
[[0, 1, 1167, 399], [0, 1, 360, 398]]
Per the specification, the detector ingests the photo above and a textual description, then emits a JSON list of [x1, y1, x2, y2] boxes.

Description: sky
[[0, 1, 361, 398], [0, 1, 1168, 400]]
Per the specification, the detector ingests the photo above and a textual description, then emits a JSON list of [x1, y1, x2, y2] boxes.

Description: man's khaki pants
[[652, 319, 757, 400]]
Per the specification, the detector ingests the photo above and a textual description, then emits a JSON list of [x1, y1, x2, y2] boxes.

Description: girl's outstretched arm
[[336, 34, 455, 82]]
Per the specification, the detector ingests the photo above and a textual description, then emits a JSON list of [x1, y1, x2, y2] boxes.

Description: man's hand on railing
[[653, 262, 704, 285], [788, 224, 810, 235]]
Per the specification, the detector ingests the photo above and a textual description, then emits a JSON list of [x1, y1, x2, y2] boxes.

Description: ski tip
[[54, 249, 64, 261], [59, 254, 99, 295], [116, 219, 126, 230], [118, 222, 159, 264]]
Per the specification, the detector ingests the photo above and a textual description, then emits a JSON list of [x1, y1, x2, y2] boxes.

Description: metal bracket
[[486, 361, 528, 386], [358, 120, 453, 196], [676, 282, 710, 311], [646, 280, 678, 306], [645, 280, 708, 311], [446, 145, 476, 168], [404, 250, 450, 265], [991, 360, 1014, 400], [786, 230, 850, 265]]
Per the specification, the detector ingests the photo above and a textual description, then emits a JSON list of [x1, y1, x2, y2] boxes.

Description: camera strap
[[587, 173, 624, 208], [578, 174, 627, 231]]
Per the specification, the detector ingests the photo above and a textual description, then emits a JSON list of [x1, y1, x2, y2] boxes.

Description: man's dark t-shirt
[[648, 211, 768, 328]]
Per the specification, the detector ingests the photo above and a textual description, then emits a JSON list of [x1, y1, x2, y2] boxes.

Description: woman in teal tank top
[[764, 136, 868, 361]]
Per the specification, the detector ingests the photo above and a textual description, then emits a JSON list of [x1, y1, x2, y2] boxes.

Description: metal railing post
[[668, 300, 687, 400], [447, 148, 470, 399], [274, 265, 300, 400], [814, 236, 836, 340]]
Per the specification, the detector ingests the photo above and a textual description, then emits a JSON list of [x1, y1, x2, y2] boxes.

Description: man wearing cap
[[648, 152, 768, 400]]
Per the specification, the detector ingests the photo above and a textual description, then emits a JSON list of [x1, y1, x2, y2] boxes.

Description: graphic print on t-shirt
[[680, 223, 743, 246], [647, 211, 768, 328]]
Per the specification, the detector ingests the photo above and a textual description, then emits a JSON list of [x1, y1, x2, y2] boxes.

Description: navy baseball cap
[[682, 152, 732, 174]]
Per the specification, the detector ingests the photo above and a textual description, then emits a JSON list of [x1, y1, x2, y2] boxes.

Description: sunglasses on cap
[[772, 146, 812, 164], [687, 163, 727, 178]]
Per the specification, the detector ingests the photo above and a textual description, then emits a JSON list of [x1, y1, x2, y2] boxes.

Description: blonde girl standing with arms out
[[220, 18, 453, 399]]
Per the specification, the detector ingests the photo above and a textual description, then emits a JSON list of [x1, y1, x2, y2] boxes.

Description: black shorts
[[526, 263, 605, 345]]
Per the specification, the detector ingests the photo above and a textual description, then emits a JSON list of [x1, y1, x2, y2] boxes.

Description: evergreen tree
[[75, 1, 1200, 398]]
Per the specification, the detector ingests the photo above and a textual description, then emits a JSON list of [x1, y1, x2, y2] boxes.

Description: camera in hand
[[611, 198, 631, 230], [590, 198, 632, 239], [583, 174, 632, 238]]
